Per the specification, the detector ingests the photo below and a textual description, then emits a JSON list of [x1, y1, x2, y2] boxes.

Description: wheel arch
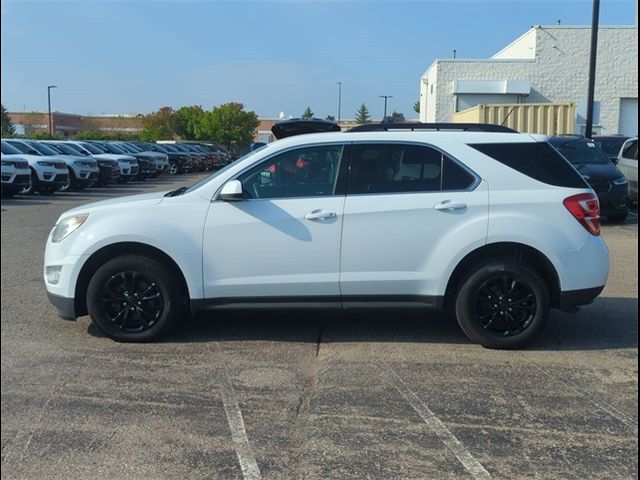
[[74, 241, 190, 317], [444, 242, 562, 308]]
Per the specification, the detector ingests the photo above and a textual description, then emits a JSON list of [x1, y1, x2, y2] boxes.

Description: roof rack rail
[[347, 122, 517, 133]]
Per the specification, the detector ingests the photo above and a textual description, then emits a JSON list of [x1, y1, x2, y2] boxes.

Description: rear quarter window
[[469, 142, 588, 189]]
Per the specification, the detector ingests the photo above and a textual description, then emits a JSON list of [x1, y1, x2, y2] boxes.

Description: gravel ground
[[1, 174, 637, 480]]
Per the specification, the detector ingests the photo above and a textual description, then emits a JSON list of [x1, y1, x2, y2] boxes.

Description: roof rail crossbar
[[347, 122, 517, 133]]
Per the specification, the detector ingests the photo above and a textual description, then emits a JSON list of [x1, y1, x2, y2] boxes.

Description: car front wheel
[[454, 259, 550, 349], [86, 255, 186, 342]]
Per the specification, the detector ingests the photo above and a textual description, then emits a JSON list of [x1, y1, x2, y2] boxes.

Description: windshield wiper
[[164, 186, 188, 197]]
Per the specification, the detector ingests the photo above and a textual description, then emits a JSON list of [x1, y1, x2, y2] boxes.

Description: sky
[[1, 0, 636, 120]]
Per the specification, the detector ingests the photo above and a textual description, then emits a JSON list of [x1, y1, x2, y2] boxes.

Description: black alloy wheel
[[473, 274, 537, 337], [100, 271, 164, 332], [87, 255, 186, 342], [455, 259, 550, 349]]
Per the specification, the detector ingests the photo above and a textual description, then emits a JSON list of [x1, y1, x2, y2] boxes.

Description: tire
[[86, 255, 187, 342], [22, 169, 38, 195], [607, 212, 628, 223], [454, 258, 550, 349]]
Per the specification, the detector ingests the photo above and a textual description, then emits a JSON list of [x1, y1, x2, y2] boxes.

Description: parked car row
[[1, 138, 231, 197], [549, 134, 637, 222]]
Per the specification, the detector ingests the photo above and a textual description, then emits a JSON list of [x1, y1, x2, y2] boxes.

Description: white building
[[419, 25, 638, 136]]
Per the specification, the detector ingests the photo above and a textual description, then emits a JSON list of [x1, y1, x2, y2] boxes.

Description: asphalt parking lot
[[1, 174, 638, 480]]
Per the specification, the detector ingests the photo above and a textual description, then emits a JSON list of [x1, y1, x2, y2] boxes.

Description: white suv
[[44, 123, 609, 348], [617, 137, 637, 204]]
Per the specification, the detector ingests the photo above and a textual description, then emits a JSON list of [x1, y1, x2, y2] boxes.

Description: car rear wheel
[[454, 259, 550, 349], [87, 255, 187, 342]]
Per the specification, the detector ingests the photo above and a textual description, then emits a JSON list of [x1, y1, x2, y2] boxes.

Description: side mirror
[[611, 157, 619, 165], [219, 179, 243, 201]]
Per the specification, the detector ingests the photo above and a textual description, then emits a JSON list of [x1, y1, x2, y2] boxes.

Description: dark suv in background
[[593, 135, 630, 164], [550, 135, 630, 222]]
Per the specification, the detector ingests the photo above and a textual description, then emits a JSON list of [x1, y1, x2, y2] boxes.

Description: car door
[[339, 142, 489, 303], [202, 143, 347, 301], [619, 139, 638, 198]]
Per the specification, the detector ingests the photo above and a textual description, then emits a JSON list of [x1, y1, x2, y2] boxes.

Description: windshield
[[553, 139, 611, 165], [78, 142, 105, 155], [52, 142, 85, 155], [1, 141, 22, 155], [184, 145, 267, 194], [27, 141, 59, 156], [593, 137, 628, 157], [124, 143, 142, 153], [6, 141, 36, 154], [103, 143, 127, 154]]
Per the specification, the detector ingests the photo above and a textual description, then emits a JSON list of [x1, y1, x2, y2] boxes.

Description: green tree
[[413, 101, 420, 114], [140, 106, 179, 141], [301, 107, 314, 119], [325, 115, 336, 121], [202, 102, 259, 150], [1, 103, 16, 137], [355, 103, 371, 124], [74, 130, 139, 141], [176, 105, 206, 140], [27, 131, 62, 140]]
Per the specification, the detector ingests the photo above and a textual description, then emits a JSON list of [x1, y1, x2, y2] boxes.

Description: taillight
[[563, 192, 601, 236]]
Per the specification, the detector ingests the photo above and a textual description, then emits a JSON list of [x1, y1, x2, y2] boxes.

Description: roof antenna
[[452, 49, 457, 59], [557, 19, 561, 25]]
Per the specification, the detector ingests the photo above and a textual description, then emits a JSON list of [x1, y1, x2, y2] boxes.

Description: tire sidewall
[[455, 259, 550, 349], [86, 255, 184, 342]]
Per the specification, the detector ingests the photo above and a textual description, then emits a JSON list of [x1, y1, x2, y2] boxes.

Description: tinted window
[[6, 141, 34, 154], [348, 143, 475, 194], [470, 142, 588, 189], [26, 141, 59, 156], [593, 137, 628, 156], [550, 138, 610, 165], [77, 142, 104, 154], [1, 141, 22, 155], [622, 140, 637, 161], [239, 145, 343, 199]]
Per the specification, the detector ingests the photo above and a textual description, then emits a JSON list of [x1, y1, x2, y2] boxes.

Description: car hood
[[64, 191, 168, 217], [572, 162, 625, 182], [93, 153, 137, 162]]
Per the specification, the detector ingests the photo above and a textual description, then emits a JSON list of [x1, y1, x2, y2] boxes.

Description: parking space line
[[381, 363, 492, 480], [541, 369, 638, 436], [221, 386, 262, 480]]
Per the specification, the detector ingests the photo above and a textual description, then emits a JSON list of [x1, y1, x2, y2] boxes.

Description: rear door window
[[622, 140, 637, 161], [469, 142, 588, 188], [347, 143, 476, 194]]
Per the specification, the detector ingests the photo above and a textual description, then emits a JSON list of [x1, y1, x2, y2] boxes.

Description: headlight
[[51, 214, 89, 243], [37, 161, 56, 167], [612, 177, 628, 186]]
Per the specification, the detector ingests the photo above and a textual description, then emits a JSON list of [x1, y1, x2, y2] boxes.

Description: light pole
[[337, 82, 342, 124], [585, 0, 600, 138], [47, 85, 58, 136], [379, 95, 393, 121]]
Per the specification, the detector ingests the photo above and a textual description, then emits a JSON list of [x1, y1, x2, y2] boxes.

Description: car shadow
[[1, 197, 52, 206], [86, 296, 637, 351]]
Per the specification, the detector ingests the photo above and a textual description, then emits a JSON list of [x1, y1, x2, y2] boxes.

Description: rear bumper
[[47, 292, 76, 320], [558, 286, 604, 309]]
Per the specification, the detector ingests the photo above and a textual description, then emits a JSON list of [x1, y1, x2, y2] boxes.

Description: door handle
[[434, 200, 468, 211], [305, 210, 337, 220]]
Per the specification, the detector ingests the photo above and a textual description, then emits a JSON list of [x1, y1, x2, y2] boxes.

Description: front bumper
[[47, 291, 76, 320], [596, 185, 630, 215]]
